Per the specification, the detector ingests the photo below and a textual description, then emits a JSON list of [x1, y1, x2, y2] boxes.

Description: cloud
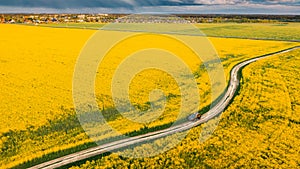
[[249, 0, 299, 5], [0, 0, 299, 14], [0, 0, 299, 9], [194, 0, 242, 5], [0, 3, 299, 14], [0, 0, 133, 8]]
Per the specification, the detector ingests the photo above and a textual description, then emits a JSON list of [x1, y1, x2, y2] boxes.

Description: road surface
[[29, 46, 299, 169]]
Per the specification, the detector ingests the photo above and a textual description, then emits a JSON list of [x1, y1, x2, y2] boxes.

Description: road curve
[[29, 46, 299, 169]]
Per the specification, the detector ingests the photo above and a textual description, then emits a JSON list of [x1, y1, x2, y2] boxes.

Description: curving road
[[29, 46, 299, 169]]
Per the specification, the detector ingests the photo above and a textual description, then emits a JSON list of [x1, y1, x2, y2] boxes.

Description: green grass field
[[38, 23, 105, 29], [196, 23, 300, 41], [37, 22, 300, 41]]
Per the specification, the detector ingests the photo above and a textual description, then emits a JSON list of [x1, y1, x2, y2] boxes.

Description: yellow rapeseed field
[[0, 24, 298, 168], [0, 25, 94, 133], [71, 47, 300, 169]]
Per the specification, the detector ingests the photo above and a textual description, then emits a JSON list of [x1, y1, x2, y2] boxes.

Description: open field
[[69, 48, 300, 169], [36, 22, 300, 41], [37, 23, 105, 29], [0, 24, 299, 168], [196, 23, 300, 41]]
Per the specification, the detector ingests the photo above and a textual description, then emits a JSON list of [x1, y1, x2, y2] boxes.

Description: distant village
[[1, 14, 299, 24], [0, 14, 120, 24]]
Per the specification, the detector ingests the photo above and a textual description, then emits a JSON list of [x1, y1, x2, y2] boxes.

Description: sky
[[0, 0, 299, 14]]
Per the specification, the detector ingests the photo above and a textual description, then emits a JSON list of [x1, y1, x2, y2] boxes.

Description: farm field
[[0, 24, 299, 168], [38, 22, 105, 29], [37, 22, 300, 41], [196, 23, 300, 41], [70, 45, 300, 169]]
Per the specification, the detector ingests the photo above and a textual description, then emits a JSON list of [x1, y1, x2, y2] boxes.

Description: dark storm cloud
[[0, 0, 133, 8], [0, 0, 204, 8], [0, 0, 298, 9]]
